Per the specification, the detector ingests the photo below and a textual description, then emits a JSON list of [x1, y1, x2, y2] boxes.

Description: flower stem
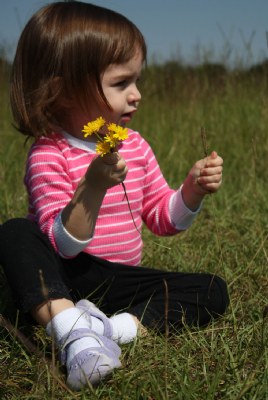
[[121, 181, 141, 234]]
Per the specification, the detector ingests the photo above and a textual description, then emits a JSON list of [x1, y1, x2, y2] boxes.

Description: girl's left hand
[[181, 151, 223, 211], [196, 150, 223, 194]]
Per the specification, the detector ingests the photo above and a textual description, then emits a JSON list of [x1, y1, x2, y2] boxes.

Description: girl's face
[[98, 49, 143, 127], [60, 50, 143, 139]]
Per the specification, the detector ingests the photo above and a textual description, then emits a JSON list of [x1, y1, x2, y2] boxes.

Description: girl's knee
[[2, 218, 36, 237], [209, 275, 229, 316], [1, 218, 49, 248]]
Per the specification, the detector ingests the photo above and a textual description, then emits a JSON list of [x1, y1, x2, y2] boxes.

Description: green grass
[[0, 59, 267, 399]]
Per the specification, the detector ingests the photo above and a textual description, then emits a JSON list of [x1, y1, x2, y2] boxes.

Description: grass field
[[0, 56, 267, 399]]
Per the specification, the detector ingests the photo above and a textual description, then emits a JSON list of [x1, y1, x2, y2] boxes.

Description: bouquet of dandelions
[[82, 116, 128, 156], [82, 117, 139, 233]]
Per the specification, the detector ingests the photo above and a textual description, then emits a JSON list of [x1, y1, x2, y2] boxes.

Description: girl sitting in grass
[[0, 1, 229, 391]]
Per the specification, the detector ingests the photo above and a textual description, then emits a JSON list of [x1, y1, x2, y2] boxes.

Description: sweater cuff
[[169, 186, 202, 230], [53, 212, 92, 258]]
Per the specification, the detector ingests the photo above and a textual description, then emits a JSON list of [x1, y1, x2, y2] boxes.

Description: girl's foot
[[46, 306, 121, 390], [60, 328, 121, 390], [76, 299, 138, 344]]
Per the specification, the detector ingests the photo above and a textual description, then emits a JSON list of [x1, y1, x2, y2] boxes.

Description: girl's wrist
[[83, 175, 107, 196], [181, 182, 205, 211]]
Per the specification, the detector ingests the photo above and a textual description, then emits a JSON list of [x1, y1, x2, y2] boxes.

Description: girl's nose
[[128, 85, 141, 104]]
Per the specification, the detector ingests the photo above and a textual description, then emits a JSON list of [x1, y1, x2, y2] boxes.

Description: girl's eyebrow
[[111, 70, 141, 81]]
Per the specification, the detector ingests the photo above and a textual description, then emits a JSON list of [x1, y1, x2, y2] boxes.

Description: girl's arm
[[139, 137, 222, 236], [181, 150, 223, 211], [25, 136, 127, 256], [61, 152, 127, 240]]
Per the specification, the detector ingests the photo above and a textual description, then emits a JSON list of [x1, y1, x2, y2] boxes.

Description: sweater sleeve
[[169, 185, 202, 230], [24, 136, 86, 254], [139, 137, 177, 236], [140, 137, 201, 235], [53, 211, 91, 257]]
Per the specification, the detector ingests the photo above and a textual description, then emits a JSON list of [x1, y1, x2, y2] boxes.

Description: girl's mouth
[[121, 111, 136, 123], [121, 113, 131, 122]]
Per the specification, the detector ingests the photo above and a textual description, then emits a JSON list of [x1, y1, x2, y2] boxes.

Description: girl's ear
[[49, 76, 73, 109], [46, 77, 74, 132]]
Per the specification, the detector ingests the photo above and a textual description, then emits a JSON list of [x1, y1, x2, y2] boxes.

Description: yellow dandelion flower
[[103, 132, 118, 148], [107, 123, 128, 141], [82, 118, 128, 156], [95, 140, 111, 157], [82, 117, 106, 137], [106, 123, 118, 133]]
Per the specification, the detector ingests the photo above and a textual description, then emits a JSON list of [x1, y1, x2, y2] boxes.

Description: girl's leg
[[0, 219, 229, 386], [0, 218, 121, 389], [0, 218, 73, 318], [60, 253, 229, 333], [0, 218, 138, 337]]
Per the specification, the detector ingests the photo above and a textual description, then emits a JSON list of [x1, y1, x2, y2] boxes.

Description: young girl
[[0, 1, 229, 391]]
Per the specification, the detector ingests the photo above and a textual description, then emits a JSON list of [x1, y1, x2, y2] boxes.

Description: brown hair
[[10, 1, 147, 138]]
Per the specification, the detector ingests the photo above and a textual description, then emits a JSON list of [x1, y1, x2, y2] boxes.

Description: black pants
[[0, 218, 229, 332]]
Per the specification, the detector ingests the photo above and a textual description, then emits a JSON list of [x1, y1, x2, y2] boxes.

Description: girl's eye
[[114, 80, 127, 88]]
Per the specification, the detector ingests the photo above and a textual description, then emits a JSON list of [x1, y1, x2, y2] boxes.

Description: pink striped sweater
[[25, 129, 199, 265]]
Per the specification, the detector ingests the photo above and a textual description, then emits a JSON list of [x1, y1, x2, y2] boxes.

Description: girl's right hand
[[85, 152, 128, 192]]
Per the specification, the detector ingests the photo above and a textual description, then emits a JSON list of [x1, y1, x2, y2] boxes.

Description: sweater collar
[[61, 131, 96, 153]]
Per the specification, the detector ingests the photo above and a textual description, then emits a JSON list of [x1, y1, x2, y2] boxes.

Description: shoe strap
[[77, 302, 113, 339], [86, 309, 113, 339], [59, 328, 102, 365]]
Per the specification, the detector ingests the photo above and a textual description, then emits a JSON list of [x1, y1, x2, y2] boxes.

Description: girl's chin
[[120, 117, 131, 126]]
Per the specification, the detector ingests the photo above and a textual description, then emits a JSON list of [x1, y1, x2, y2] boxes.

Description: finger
[[210, 150, 218, 159], [114, 167, 128, 184], [197, 179, 222, 194], [113, 163, 128, 177], [198, 173, 222, 185], [102, 152, 120, 165], [201, 151, 218, 167], [200, 166, 223, 177], [205, 156, 223, 168], [203, 181, 222, 193]]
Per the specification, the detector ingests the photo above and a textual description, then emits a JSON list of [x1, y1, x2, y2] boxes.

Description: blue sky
[[0, 0, 268, 66]]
